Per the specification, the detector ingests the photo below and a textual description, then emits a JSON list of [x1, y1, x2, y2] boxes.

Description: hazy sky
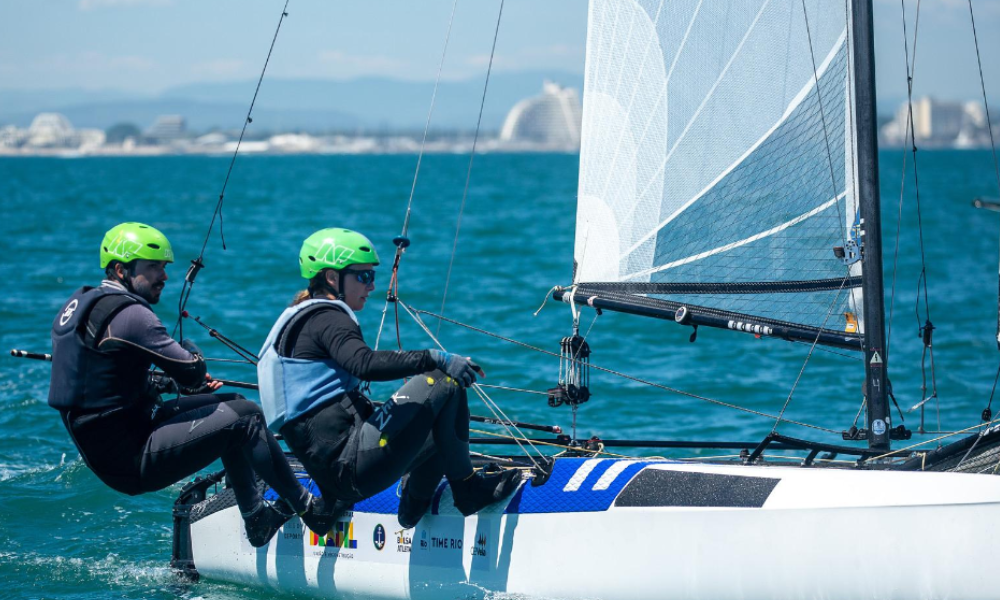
[[1, 0, 999, 104]]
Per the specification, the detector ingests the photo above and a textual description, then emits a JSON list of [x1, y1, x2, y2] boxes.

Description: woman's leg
[[350, 370, 473, 499], [139, 393, 309, 515]]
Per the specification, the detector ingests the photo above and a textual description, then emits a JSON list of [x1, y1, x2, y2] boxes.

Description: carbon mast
[[852, 0, 891, 452]]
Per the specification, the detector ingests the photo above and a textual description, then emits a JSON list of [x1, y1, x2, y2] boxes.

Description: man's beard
[[130, 278, 162, 304]]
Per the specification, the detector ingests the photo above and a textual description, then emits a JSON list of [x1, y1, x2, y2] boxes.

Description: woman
[[258, 227, 521, 528]]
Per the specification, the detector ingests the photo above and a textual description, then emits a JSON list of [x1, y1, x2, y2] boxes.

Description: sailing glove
[[428, 350, 482, 388]]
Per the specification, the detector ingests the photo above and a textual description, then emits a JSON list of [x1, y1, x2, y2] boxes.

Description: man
[[48, 222, 332, 547]]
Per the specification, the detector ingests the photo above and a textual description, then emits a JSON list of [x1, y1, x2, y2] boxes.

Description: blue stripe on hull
[[262, 458, 663, 515]]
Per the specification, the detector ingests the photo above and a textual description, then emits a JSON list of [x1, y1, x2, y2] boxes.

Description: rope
[[477, 384, 550, 396], [469, 428, 646, 460], [403, 303, 840, 434], [868, 419, 995, 461], [398, 301, 549, 469], [173, 0, 291, 340], [437, 0, 506, 335], [374, 0, 460, 351]]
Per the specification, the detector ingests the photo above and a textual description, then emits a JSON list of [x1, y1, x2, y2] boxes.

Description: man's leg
[[139, 393, 309, 515]]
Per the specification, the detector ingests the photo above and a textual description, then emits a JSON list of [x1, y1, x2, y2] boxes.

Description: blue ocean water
[[1, 151, 999, 599]]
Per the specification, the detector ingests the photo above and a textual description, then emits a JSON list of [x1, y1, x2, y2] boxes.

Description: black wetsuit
[[53, 281, 309, 516], [278, 305, 474, 503]]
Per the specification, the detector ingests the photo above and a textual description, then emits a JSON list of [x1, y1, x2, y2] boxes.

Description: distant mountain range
[[0, 72, 586, 133]]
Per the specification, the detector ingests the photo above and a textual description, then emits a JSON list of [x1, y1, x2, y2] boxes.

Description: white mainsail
[[575, 0, 862, 332]]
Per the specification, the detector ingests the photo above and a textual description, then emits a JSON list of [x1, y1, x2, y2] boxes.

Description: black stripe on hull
[[615, 469, 780, 508]]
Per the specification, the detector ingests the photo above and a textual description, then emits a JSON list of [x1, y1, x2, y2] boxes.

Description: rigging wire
[[476, 384, 549, 396], [405, 303, 840, 434], [955, 360, 1000, 469], [869, 418, 995, 462], [173, 0, 291, 341], [771, 277, 852, 434], [801, 0, 848, 243], [764, 3, 868, 434], [965, 0, 1000, 350], [374, 0, 460, 352], [398, 300, 549, 469], [436, 0, 506, 336], [885, 0, 922, 354], [894, 0, 941, 432]]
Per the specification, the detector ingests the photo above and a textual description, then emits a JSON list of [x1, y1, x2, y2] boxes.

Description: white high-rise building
[[881, 97, 990, 148], [499, 82, 582, 150], [145, 115, 187, 142]]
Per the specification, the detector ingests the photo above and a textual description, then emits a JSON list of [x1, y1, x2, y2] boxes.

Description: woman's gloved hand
[[428, 350, 485, 388]]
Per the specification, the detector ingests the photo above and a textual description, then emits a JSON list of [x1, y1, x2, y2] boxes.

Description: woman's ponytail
[[290, 270, 337, 306]]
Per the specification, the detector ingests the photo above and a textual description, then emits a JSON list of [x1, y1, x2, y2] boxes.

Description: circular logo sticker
[[373, 524, 386, 551], [872, 419, 887, 436]]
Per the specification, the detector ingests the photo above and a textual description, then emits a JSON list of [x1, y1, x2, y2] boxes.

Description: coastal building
[[498, 81, 582, 151], [0, 125, 27, 148], [0, 113, 106, 151], [880, 97, 994, 148], [145, 115, 187, 142]]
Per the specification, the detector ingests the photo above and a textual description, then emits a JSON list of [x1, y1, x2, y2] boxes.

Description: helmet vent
[[308, 255, 317, 262], [147, 243, 160, 249], [360, 246, 371, 252]]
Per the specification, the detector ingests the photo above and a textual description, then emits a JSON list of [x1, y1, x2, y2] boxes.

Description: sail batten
[[575, 0, 860, 336]]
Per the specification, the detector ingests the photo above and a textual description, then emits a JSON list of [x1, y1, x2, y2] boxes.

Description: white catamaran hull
[[182, 458, 1000, 600]]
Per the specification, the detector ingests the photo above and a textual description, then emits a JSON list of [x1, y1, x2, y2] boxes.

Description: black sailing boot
[[243, 503, 292, 548], [450, 469, 523, 517], [397, 474, 434, 529], [298, 495, 350, 537]]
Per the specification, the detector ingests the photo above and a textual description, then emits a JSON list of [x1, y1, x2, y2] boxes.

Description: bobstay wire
[[173, 0, 291, 342]]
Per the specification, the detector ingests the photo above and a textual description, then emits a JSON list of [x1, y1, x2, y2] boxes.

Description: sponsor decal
[[419, 530, 428, 549], [108, 232, 142, 262], [314, 240, 356, 267], [471, 533, 487, 557], [59, 299, 79, 326], [396, 530, 412, 553], [373, 524, 386, 551], [872, 419, 887, 436], [373, 398, 395, 431], [310, 521, 357, 549], [429, 535, 462, 551]]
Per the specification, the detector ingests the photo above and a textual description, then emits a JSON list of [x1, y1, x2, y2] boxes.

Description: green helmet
[[299, 228, 380, 279], [99, 222, 174, 269]]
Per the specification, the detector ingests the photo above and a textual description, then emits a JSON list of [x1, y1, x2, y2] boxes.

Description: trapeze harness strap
[[48, 286, 149, 411], [258, 299, 364, 433]]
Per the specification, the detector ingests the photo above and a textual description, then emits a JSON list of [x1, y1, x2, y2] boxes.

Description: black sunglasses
[[343, 268, 376, 285]]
